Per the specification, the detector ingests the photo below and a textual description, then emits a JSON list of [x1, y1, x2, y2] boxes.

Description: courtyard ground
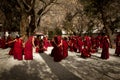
[[0, 47, 120, 80]]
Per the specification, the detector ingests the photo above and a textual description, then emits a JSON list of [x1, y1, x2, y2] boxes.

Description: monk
[[62, 37, 68, 59], [6, 35, 24, 60], [51, 36, 63, 62], [81, 45, 91, 58], [0, 36, 2, 48], [34, 35, 40, 53], [6, 34, 13, 48], [77, 36, 83, 53], [24, 34, 35, 60], [43, 36, 49, 50], [115, 33, 120, 56], [101, 33, 110, 59], [68, 37, 74, 52], [1, 36, 6, 49], [73, 36, 78, 52]]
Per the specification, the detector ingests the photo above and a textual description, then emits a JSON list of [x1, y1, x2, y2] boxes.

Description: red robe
[[6, 36, 13, 48], [91, 37, 97, 53], [115, 34, 120, 56], [24, 36, 34, 60], [0, 38, 2, 48], [99, 36, 103, 48], [73, 37, 78, 52], [84, 36, 92, 50], [81, 46, 91, 58], [62, 39, 68, 59], [43, 37, 49, 50], [52, 36, 63, 62], [13, 38, 23, 60], [101, 36, 109, 59], [68, 37, 74, 52], [96, 35, 101, 48], [77, 37, 83, 53], [8, 43, 14, 55], [1, 37, 6, 49]]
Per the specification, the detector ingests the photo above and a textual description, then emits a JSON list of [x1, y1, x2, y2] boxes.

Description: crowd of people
[[0, 32, 120, 62]]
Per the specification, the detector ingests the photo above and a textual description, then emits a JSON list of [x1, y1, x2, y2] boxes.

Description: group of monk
[[0, 32, 120, 62], [50, 32, 120, 62]]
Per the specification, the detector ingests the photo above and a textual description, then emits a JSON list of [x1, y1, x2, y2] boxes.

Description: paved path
[[0, 47, 120, 80]]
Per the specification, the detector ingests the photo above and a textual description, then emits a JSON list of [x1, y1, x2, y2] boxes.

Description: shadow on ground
[[40, 53, 82, 80], [0, 61, 43, 80]]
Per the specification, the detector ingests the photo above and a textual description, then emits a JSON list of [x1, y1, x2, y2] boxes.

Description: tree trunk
[[20, 12, 29, 36], [101, 12, 114, 48], [29, 9, 36, 34]]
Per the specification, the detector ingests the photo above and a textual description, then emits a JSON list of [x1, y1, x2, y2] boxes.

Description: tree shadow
[[40, 53, 82, 80], [0, 61, 42, 80]]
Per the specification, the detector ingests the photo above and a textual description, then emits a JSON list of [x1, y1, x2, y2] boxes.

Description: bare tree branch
[[37, 0, 58, 26]]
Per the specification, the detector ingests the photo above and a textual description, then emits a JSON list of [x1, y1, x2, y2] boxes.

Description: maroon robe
[[101, 36, 110, 59], [34, 37, 40, 53], [73, 37, 78, 52], [1, 37, 6, 49], [91, 37, 97, 53], [77, 37, 83, 53], [84, 36, 92, 50], [115, 34, 120, 56], [8, 42, 14, 55], [0, 38, 2, 48], [81, 46, 91, 58], [43, 37, 49, 50], [68, 37, 74, 52], [62, 39, 68, 59], [6, 35, 13, 48], [52, 36, 63, 62], [99, 36, 103, 48], [96, 35, 101, 48], [24, 36, 34, 60]]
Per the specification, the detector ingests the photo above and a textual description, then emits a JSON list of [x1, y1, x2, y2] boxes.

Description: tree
[[36, 0, 57, 27], [0, 0, 36, 36], [80, 0, 120, 47]]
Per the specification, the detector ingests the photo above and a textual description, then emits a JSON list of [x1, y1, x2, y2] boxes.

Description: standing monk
[[77, 36, 83, 53], [13, 35, 24, 60], [115, 33, 120, 56], [24, 34, 35, 60], [34, 35, 40, 53], [62, 37, 68, 59], [101, 33, 110, 59], [6, 35, 24, 60]]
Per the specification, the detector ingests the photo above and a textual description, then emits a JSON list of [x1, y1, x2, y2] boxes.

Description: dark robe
[[68, 37, 74, 52], [62, 39, 68, 59], [73, 37, 78, 52], [0, 38, 2, 48], [115, 34, 120, 56], [51, 36, 63, 62], [8, 42, 14, 55], [101, 36, 110, 59], [1, 37, 6, 49], [6, 35, 13, 48], [81, 46, 91, 58], [91, 37, 97, 53], [77, 37, 83, 53], [43, 37, 49, 50], [96, 35, 101, 48], [34, 37, 40, 53]]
